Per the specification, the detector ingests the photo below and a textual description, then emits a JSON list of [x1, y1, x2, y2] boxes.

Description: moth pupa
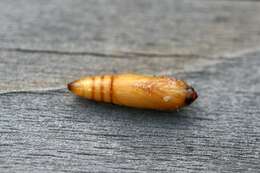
[[68, 73, 198, 110]]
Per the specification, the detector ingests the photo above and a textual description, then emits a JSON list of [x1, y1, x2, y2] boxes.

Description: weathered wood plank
[[1, 0, 260, 92], [0, 49, 223, 92], [0, 52, 259, 172], [0, 0, 260, 57], [0, 0, 260, 172]]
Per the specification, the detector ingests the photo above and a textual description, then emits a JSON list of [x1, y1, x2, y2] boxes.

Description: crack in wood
[[0, 88, 66, 95], [0, 47, 204, 59]]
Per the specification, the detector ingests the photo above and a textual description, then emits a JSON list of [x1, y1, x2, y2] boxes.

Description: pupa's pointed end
[[68, 81, 77, 92], [67, 82, 73, 91], [67, 80, 81, 93]]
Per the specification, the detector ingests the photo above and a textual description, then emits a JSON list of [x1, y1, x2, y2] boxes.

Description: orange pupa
[[68, 73, 198, 110]]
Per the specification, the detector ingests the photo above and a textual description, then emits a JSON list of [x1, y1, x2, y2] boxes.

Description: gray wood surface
[[0, 0, 260, 172]]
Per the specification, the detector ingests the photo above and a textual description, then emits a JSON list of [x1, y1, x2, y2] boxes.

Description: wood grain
[[1, 0, 260, 92], [1, 0, 260, 57], [1, 52, 260, 172], [0, 0, 260, 172]]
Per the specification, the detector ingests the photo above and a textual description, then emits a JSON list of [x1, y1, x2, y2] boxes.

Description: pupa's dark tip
[[185, 87, 198, 105]]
